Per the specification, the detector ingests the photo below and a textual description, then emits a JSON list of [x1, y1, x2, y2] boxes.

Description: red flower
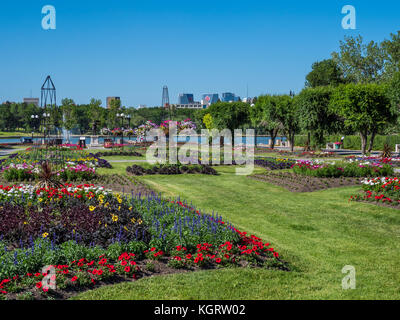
[[71, 276, 78, 282], [124, 266, 131, 273], [215, 258, 221, 264], [36, 282, 42, 289]]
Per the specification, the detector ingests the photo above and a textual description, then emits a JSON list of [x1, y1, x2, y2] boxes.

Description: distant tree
[[330, 83, 394, 154], [332, 35, 386, 83], [382, 31, 400, 79], [297, 87, 341, 148], [275, 95, 300, 152], [250, 95, 281, 149], [61, 98, 76, 131], [305, 59, 346, 88], [202, 113, 214, 130], [204, 102, 250, 133]]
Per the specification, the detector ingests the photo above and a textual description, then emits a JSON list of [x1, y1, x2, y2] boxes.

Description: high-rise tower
[[162, 85, 170, 108]]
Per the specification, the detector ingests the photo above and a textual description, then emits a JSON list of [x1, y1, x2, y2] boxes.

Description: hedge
[[294, 134, 400, 151]]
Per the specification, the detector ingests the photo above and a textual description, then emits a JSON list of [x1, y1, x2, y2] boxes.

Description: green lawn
[[74, 166, 400, 300]]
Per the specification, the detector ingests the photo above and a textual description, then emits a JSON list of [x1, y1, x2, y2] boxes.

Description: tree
[[388, 71, 400, 109], [203, 102, 250, 132], [250, 95, 281, 149], [297, 87, 341, 148], [61, 98, 76, 131], [275, 95, 300, 152], [201, 102, 250, 146], [382, 31, 400, 79], [202, 113, 214, 130], [330, 83, 394, 154], [332, 35, 386, 83], [305, 59, 346, 88]]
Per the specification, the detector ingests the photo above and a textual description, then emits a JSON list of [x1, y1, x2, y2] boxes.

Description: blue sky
[[0, 0, 399, 107]]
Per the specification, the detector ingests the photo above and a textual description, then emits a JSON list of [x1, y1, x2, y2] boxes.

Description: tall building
[[23, 98, 39, 106], [178, 93, 194, 105], [107, 96, 120, 109], [162, 86, 170, 108], [201, 94, 219, 108], [222, 92, 240, 102]]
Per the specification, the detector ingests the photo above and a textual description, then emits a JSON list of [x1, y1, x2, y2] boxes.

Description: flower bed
[[250, 171, 360, 192], [350, 177, 400, 207], [126, 164, 218, 176], [0, 185, 285, 298], [346, 156, 400, 167], [291, 160, 393, 178], [254, 158, 296, 170]]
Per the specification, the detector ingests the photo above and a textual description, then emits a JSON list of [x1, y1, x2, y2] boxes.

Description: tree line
[[196, 31, 400, 154]]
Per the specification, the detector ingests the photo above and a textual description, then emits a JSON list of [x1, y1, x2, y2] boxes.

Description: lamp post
[[31, 114, 39, 142], [116, 113, 124, 146], [42, 112, 50, 144], [125, 114, 131, 141]]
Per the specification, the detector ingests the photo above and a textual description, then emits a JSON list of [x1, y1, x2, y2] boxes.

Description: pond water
[[0, 135, 287, 146]]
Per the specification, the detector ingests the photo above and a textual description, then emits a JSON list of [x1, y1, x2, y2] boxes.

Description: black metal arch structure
[[41, 75, 56, 109], [40, 76, 57, 144]]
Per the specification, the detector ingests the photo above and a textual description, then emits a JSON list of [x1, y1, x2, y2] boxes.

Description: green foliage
[[305, 59, 346, 88], [295, 134, 400, 151], [330, 83, 395, 153], [202, 113, 214, 130], [382, 31, 400, 78], [331, 35, 386, 83], [296, 86, 341, 146], [200, 102, 250, 132]]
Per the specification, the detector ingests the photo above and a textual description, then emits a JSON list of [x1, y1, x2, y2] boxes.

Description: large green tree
[[276, 95, 300, 152], [330, 83, 395, 154], [332, 35, 386, 83], [382, 31, 400, 79], [305, 59, 346, 88], [297, 86, 342, 148], [250, 95, 281, 149]]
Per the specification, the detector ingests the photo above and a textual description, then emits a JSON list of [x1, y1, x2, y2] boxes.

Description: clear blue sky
[[0, 0, 399, 107]]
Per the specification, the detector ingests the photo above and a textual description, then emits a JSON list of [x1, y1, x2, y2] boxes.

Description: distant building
[[178, 93, 194, 105], [173, 102, 204, 109], [242, 97, 255, 104], [23, 98, 39, 106], [137, 104, 147, 109], [222, 92, 240, 102], [201, 94, 219, 108], [107, 96, 120, 109]]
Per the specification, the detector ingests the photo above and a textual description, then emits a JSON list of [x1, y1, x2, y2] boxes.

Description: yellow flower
[[89, 206, 96, 212], [24, 221, 28, 225], [131, 217, 136, 224], [38, 198, 43, 202], [129, 206, 132, 211], [111, 214, 118, 222], [137, 219, 143, 225], [42, 232, 49, 238]]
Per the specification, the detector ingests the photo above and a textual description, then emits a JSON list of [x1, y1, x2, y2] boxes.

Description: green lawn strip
[[75, 166, 400, 299]]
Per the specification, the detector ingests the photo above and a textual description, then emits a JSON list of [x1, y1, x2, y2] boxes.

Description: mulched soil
[[94, 174, 154, 196], [249, 171, 361, 192]]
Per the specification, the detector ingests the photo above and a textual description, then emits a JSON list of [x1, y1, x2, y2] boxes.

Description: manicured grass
[[74, 166, 400, 300], [0, 131, 27, 137]]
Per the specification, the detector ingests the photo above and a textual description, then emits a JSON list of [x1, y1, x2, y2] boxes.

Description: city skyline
[[0, 0, 399, 107]]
